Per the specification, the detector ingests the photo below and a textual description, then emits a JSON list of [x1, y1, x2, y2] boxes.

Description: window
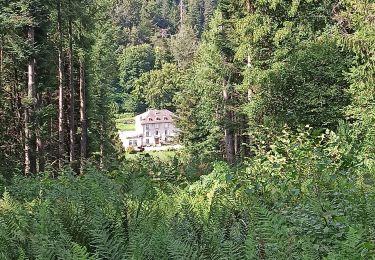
[[156, 130, 159, 135], [165, 123, 169, 128], [165, 130, 168, 135], [148, 117, 153, 121], [156, 117, 161, 121], [163, 116, 168, 120], [129, 140, 133, 145], [146, 139, 149, 144], [134, 140, 137, 146], [146, 124, 149, 130], [146, 131, 150, 137], [155, 124, 159, 129]]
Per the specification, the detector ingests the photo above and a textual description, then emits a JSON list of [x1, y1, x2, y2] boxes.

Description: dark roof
[[138, 109, 175, 125]]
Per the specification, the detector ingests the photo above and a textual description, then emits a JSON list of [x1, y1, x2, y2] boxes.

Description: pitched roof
[[137, 109, 175, 125]]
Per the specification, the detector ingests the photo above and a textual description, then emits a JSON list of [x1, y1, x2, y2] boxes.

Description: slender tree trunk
[[14, 67, 22, 132], [24, 82, 30, 175], [244, 0, 254, 158], [68, 18, 75, 168], [36, 93, 45, 172], [36, 129, 45, 172], [0, 35, 3, 91], [180, 0, 184, 27], [246, 0, 255, 100], [79, 60, 87, 175], [57, 0, 65, 169], [25, 26, 37, 175], [45, 90, 54, 165], [223, 80, 234, 164]]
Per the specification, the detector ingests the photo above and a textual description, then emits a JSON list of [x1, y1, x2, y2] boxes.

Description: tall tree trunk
[[57, 0, 65, 169], [223, 80, 234, 164], [180, 0, 184, 27], [14, 67, 23, 134], [245, 0, 254, 158], [0, 35, 3, 91], [25, 26, 37, 175], [36, 93, 45, 172], [68, 18, 75, 168], [79, 60, 87, 175]]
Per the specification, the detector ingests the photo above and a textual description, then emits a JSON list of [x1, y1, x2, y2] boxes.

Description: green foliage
[[118, 44, 155, 93], [2, 127, 375, 259], [336, 0, 375, 163], [134, 63, 182, 110], [117, 44, 155, 112], [250, 37, 351, 129], [112, 0, 219, 114], [1, 1, 375, 260], [170, 26, 199, 68]]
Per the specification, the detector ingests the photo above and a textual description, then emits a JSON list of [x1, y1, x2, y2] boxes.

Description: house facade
[[119, 109, 178, 149]]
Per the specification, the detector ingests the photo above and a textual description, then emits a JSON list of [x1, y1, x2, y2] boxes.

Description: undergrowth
[[0, 126, 374, 259]]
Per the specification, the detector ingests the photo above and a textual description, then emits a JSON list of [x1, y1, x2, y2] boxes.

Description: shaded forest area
[[0, 0, 121, 176], [1, 0, 375, 259]]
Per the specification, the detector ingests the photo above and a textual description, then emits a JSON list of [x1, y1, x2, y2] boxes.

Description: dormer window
[[148, 117, 153, 121], [156, 117, 161, 121], [163, 116, 168, 120]]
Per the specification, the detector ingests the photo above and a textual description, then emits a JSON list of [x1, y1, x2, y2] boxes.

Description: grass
[[125, 150, 177, 161], [117, 123, 135, 131], [116, 113, 135, 131]]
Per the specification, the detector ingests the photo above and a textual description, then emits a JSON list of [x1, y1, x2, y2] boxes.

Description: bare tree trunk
[[223, 80, 234, 164], [24, 111, 31, 174], [68, 18, 75, 168], [224, 128, 235, 163], [14, 67, 22, 133], [36, 93, 45, 172], [0, 35, 3, 91], [245, 0, 254, 13], [36, 130, 45, 172], [57, 0, 65, 169], [25, 26, 37, 175], [79, 60, 87, 175], [180, 0, 184, 27]]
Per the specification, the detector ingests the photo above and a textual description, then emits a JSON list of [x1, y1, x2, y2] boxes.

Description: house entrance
[[155, 137, 160, 145]]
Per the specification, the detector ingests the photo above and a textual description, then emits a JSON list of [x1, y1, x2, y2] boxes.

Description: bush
[[127, 146, 137, 154], [1, 126, 375, 259]]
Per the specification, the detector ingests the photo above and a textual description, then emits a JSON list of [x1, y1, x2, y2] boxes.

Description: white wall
[[141, 122, 177, 146], [119, 131, 142, 149], [135, 115, 143, 133]]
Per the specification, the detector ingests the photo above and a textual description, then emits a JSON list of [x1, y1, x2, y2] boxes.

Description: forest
[[0, 0, 374, 259]]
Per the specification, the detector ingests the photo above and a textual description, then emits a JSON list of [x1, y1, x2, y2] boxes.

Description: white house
[[119, 109, 178, 149]]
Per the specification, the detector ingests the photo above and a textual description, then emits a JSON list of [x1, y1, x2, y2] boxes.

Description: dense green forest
[[0, 0, 375, 259]]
